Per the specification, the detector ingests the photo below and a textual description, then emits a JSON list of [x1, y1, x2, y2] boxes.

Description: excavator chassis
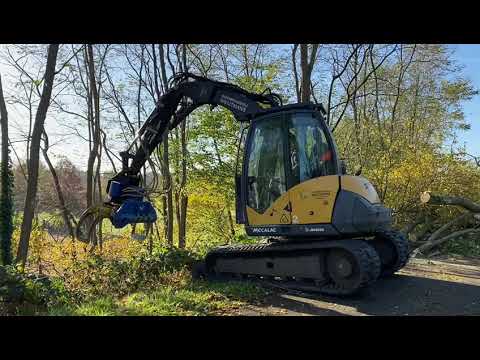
[[193, 231, 409, 296]]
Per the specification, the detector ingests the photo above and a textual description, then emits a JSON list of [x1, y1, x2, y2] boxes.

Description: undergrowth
[[440, 233, 480, 258], [1, 239, 267, 316]]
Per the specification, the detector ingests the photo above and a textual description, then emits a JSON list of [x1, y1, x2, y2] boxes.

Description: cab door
[[286, 111, 340, 224], [244, 115, 292, 226]]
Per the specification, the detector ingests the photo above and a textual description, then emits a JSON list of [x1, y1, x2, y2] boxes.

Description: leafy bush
[[440, 233, 480, 257], [58, 246, 199, 302], [0, 264, 65, 314]]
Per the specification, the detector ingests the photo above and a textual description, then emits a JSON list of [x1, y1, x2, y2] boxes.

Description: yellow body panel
[[341, 175, 380, 204], [246, 175, 381, 226], [246, 175, 340, 226], [288, 176, 339, 224], [246, 191, 292, 226]]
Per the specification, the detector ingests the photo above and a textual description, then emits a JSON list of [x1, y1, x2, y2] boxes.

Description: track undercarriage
[[193, 230, 410, 296]]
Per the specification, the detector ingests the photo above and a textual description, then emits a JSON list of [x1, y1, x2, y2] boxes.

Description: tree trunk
[[164, 139, 174, 247], [151, 44, 168, 243], [291, 44, 301, 102], [17, 44, 59, 267], [158, 44, 174, 247], [178, 119, 188, 249], [85, 44, 101, 209], [415, 191, 480, 256], [299, 44, 319, 103], [178, 45, 188, 249], [300, 44, 310, 102], [0, 73, 13, 265], [41, 131, 75, 239]]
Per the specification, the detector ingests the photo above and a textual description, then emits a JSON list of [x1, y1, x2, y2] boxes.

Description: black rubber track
[[198, 239, 382, 296], [320, 241, 381, 296], [373, 230, 410, 277]]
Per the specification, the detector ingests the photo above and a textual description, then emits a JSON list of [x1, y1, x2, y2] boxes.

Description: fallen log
[[426, 213, 472, 244], [411, 228, 480, 258], [420, 192, 480, 213]]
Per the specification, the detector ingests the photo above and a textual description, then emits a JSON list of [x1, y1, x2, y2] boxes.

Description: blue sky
[[452, 44, 480, 156]]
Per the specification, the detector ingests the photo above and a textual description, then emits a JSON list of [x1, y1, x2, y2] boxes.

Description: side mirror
[[340, 160, 347, 175]]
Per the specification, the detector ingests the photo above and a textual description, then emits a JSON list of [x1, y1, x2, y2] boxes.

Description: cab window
[[247, 119, 286, 213], [288, 115, 336, 185]]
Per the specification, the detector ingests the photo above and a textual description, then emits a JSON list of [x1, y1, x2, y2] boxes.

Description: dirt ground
[[232, 256, 480, 316]]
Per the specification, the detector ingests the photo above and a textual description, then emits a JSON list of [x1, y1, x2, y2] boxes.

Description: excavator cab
[[235, 105, 338, 224], [235, 104, 392, 238]]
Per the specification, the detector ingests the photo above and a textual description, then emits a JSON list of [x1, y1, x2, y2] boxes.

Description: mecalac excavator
[[76, 72, 409, 296]]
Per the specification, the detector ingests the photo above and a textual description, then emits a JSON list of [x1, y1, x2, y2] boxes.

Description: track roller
[[322, 242, 381, 296]]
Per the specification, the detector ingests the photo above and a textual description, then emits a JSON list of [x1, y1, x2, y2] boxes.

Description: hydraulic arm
[[76, 73, 281, 241]]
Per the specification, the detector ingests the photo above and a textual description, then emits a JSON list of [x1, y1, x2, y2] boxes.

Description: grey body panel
[[332, 190, 392, 235]]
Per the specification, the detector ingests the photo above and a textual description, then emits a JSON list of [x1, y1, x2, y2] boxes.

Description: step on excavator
[[76, 72, 410, 296]]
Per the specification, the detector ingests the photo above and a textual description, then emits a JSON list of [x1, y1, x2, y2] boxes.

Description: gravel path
[[232, 257, 480, 316]]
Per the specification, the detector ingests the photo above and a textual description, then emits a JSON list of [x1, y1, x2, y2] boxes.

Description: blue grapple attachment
[[108, 181, 157, 229]]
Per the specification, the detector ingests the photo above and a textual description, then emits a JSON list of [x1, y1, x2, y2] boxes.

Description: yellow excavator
[[76, 73, 409, 296]]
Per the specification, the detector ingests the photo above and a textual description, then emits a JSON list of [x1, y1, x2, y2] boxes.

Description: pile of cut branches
[[409, 192, 480, 258]]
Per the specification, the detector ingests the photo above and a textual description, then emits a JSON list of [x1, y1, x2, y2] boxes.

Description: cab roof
[[251, 102, 327, 121]]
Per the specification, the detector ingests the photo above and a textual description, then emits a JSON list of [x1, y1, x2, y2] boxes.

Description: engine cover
[[110, 199, 157, 229]]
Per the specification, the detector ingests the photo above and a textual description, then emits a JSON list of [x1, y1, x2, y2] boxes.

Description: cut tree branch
[[412, 228, 480, 257], [420, 192, 480, 213]]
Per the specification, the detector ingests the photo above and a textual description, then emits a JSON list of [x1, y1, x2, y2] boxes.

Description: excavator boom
[[117, 73, 281, 177], [78, 72, 282, 236]]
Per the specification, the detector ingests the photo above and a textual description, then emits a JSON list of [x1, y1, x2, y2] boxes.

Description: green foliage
[[334, 44, 480, 232], [0, 264, 65, 314], [1, 243, 268, 316], [440, 233, 480, 258], [61, 246, 197, 301], [32, 79, 43, 87], [49, 280, 267, 316]]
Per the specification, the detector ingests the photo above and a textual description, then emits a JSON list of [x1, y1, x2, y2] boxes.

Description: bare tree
[[158, 44, 174, 246], [176, 44, 189, 248], [40, 130, 76, 238], [291, 44, 319, 103], [85, 44, 102, 208], [17, 44, 59, 267]]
